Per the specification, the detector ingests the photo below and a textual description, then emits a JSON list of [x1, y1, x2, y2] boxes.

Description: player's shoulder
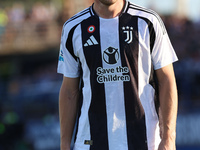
[[126, 1, 166, 33], [126, 2, 161, 22], [62, 7, 92, 32]]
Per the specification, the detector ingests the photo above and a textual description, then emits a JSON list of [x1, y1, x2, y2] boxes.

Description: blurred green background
[[0, 0, 200, 150]]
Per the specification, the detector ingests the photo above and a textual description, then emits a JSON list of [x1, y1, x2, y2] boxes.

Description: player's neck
[[93, 0, 125, 19]]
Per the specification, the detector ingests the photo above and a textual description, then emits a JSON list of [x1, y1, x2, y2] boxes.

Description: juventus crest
[[122, 26, 133, 44]]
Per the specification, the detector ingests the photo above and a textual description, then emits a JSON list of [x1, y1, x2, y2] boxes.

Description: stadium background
[[0, 0, 200, 149]]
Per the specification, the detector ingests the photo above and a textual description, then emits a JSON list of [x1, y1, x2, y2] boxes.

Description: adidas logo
[[84, 35, 98, 47]]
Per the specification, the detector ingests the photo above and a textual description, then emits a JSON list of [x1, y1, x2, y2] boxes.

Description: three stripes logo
[[84, 35, 99, 47]]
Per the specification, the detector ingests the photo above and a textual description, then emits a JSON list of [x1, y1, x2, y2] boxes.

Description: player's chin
[[99, 0, 119, 6]]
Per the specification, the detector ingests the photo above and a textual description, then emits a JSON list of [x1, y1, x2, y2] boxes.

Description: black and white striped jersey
[[57, 1, 178, 150]]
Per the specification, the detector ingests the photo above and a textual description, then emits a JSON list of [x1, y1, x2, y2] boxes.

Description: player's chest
[[74, 15, 140, 62]]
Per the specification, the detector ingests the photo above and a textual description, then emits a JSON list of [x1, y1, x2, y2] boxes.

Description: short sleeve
[[151, 19, 178, 70], [57, 25, 80, 78]]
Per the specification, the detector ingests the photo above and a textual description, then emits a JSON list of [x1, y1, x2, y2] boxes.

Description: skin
[[156, 64, 178, 150], [59, 0, 178, 150], [59, 77, 80, 150], [93, 0, 125, 18]]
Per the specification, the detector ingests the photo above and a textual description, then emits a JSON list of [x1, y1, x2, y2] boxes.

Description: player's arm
[[59, 76, 80, 150], [156, 64, 178, 150]]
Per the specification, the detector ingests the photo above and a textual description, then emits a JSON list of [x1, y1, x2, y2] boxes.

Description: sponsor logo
[[84, 140, 93, 145], [84, 35, 99, 47], [96, 66, 130, 83], [59, 50, 64, 62], [103, 47, 119, 65], [87, 25, 95, 33], [122, 26, 133, 44], [97, 47, 130, 83]]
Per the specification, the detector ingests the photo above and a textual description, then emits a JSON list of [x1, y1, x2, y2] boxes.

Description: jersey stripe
[[66, 24, 79, 61], [139, 17, 156, 53], [137, 17, 161, 149], [81, 16, 109, 150], [119, 14, 148, 150], [99, 17, 128, 150]]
